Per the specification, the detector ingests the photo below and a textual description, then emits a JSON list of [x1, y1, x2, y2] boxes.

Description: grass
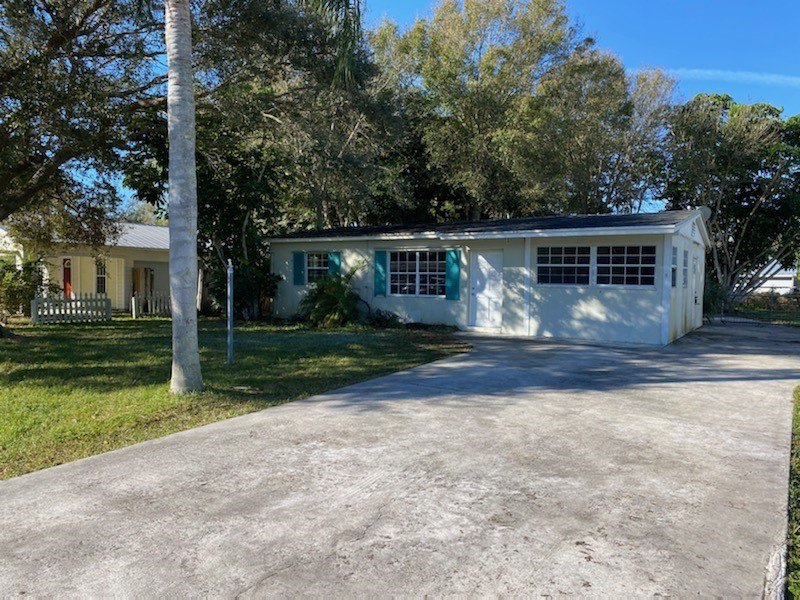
[[789, 386, 800, 597], [0, 318, 469, 480]]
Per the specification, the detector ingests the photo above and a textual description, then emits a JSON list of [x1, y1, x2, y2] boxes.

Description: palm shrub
[[300, 267, 361, 327]]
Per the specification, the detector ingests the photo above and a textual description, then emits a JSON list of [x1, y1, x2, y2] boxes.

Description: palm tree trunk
[[165, 0, 202, 393]]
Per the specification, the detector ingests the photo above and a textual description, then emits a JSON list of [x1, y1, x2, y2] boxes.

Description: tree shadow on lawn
[[0, 320, 460, 403]]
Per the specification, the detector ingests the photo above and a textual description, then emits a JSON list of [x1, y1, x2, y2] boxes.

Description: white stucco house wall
[[0, 222, 169, 311], [270, 210, 710, 346]]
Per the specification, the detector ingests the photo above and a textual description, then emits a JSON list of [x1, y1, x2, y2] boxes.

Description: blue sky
[[365, 0, 800, 117]]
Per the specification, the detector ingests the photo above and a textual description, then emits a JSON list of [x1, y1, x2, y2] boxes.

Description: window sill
[[534, 283, 657, 291], [387, 294, 447, 299]]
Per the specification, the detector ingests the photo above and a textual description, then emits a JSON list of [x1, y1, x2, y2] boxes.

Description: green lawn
[[0, 319, 468, 480]]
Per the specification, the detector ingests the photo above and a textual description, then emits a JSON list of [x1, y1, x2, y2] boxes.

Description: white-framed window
[[596, 245, 656, 286], [306, 252, 329, 284], [95, 260, 107, 294], [682, 250, 689, 287], [671, 247, 678, 288], [536, 246, 590, 285], [389, 250, 446, 296]]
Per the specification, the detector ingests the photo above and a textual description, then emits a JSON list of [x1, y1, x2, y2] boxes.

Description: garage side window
[[597, 246, 656, 286], [389, 250, 446, 296], [536, 247, 590, 284], [306, 252, 329, 283], [671, 247, 678, 287], [682, 250, 689, 287]]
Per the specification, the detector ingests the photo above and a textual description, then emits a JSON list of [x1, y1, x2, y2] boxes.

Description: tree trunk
[[165, 0, 202, 393]]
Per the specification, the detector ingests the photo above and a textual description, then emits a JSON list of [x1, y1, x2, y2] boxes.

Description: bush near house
[[0, 258, 58, 322], [299, 268, 363, 328]]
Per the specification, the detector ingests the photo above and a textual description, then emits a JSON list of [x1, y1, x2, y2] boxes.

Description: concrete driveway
[[1, 324, 798, 596]]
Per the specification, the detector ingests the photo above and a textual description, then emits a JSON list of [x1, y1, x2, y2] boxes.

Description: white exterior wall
[[668, 221, 707, 342], [528, 234, 666, 345], [271, 229, 708, 345]]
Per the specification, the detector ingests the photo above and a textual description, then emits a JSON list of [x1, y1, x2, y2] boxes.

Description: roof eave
[[437, 225, 677, 240], [271, 224, 680, 244]]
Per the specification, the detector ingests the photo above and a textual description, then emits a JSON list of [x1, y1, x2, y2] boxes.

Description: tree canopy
[[663, 94, 800, 298], [1, 0, 798, 308]]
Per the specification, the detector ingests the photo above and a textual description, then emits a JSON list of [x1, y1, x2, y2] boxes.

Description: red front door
[[62, 258, 72, 298]]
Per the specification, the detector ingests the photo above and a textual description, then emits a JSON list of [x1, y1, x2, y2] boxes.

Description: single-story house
[[0, 222, 170, 311], [270, 209, 710, 345], [753, 262, 798, 295]]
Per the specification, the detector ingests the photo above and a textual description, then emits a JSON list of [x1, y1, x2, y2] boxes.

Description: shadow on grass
[[0, 319, 465, 402]]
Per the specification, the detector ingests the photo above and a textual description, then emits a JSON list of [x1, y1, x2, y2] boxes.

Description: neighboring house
[[271, 210, 710, 346], [0, 223, 169, 311], [752, 262, 799, 295]]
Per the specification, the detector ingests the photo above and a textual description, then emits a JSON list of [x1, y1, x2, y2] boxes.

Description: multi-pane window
[[596, 246, 656, 286], [536, 247, 590, 285], [389, 250, 446, 296], [682, 250, 689, 287], [306, 252, 329, 284], [95, 260, 107, 294], [671, 247, 678, 287]]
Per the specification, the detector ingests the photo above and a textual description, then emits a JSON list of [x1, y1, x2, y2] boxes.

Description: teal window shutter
[[328, 251, 341, 276], [292, 252, 305, 285], [445, 249, 460, 300], [374, 250, 387, 296]]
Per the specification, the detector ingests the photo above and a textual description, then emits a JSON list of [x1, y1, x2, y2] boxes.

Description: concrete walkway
[[1, 324, 798, 596]]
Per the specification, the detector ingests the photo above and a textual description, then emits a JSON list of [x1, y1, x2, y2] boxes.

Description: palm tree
[[165, 0, 202, 393], [161, 0, 361, 393]]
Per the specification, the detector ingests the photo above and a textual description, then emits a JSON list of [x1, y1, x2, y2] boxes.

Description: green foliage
[[664, 94, 800, 299], [373, 0, 574, 219], [373, 0, 674, 219], [788, 386, 800, 597], [0, 319, 468, 479], [0, 258, 57, 321], [365, 308, 404, 329], [299, 268, 362, 327], [208, 262, 282, 320], [703, 278, 733, 315], [0, 0, 157, 231]]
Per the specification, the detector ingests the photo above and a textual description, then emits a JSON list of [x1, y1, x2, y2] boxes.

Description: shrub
[[299, 267, 361, 328], [0, 258, 58, 322], [703, 278, 733, 315], [366, 308, 404, 328], [208, 260, 281, 320]]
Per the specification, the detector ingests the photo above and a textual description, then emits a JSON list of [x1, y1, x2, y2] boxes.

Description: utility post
[[227, 259, 234, 365]]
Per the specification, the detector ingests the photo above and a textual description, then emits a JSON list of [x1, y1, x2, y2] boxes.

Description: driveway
[[1, 324, 798, 596]]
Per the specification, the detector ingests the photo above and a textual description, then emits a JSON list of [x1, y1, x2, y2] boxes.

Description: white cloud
[[668, 68, 800, 89]]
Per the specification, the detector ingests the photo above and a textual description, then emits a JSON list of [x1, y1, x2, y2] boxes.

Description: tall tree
[[509, 49, 673, 214], [374, 0, 575, 219], [0, 0, 162, 241], [165, 0, 202, 393], [664, 94, 800, 299]]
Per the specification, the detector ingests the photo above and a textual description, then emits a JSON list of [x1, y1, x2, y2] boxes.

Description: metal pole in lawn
[[227, 259, 234, 365]]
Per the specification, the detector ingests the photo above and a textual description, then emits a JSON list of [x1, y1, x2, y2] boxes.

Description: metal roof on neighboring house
[[115, 222, 169, 250], [271, 209, 707, 242]]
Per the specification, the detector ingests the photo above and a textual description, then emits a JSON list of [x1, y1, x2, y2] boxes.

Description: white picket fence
[[131, 292, 171, 318], [31, 294, 112, 324]]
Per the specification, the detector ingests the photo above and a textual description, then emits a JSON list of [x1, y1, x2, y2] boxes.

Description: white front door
[[469, 250, 503, 328]]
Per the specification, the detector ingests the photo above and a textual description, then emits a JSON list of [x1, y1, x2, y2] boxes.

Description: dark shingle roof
[[272, 210, 701, 240]]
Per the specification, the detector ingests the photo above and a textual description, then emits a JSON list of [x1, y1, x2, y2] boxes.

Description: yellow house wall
[[42, 246, 168, 310]]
